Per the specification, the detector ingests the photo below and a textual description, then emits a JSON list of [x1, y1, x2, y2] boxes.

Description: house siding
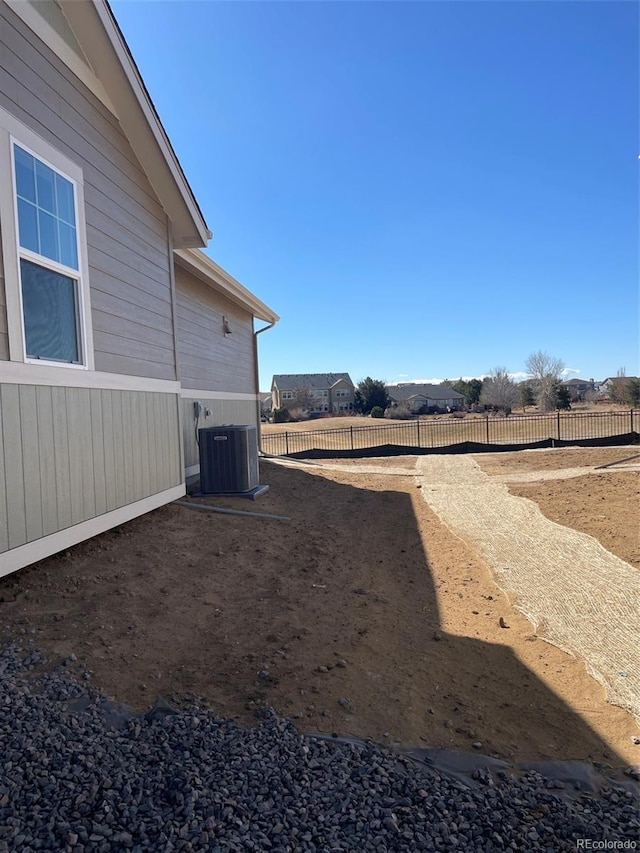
[[0, 2, 187, 577], [181, 397, 258, 474], [175, 266, 255, 394], [0, 3, 276, 577], [0, 383, 182, 569], [0, 235, 7, 360], [175, 265, 259, 475], [21, 0, 89, 66], [0, 2, 176, 380]]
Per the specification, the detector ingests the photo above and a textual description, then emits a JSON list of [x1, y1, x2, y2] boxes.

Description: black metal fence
[[261, 410, 639, 457]]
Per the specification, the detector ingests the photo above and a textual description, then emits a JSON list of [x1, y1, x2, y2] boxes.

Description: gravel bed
[[1, 641, 638, 853]]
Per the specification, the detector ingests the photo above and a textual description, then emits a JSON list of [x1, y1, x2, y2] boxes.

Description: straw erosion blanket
[[0, 446, 639, 769]]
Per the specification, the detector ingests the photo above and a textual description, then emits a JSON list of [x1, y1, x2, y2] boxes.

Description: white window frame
[[0, 105, 94, 370], [282, 391, 293, 400]]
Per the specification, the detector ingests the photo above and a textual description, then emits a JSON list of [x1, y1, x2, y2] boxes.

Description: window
[[14, 144, 83, 363], [313, 389, 327, 398], [0, 105, 93, 368], [335, 389, 350, 398], [282, 391, 293, 399]]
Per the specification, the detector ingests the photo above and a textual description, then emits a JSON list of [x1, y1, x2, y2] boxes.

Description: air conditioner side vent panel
[[198, 425, 259, 494]]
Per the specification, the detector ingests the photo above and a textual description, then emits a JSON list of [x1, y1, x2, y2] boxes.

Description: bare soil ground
[[0, 446, 638, 769], [476, 447, 640, 570]]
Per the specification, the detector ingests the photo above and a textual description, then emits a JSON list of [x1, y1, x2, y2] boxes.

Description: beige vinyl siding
[[1, 384, 25, 549], [0, 4, 176, 379], [0, 387, 7, 553], [182, 397, 258, 472], [90, 270, 174, 326], [175, 267, 255, 394], [0, 383, 182, 556], [0, 233, 7, 360]]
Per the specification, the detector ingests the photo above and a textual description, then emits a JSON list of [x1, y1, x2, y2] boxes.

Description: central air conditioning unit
[[198, 424, 261, 495]]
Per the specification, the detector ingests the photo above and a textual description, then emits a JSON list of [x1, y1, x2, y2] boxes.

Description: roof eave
[[59, 0, 210, 249], [174, 249, 279, 324]]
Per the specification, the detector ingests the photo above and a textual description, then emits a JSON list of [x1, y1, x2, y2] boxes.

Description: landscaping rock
[[0, 641, 637, 852]]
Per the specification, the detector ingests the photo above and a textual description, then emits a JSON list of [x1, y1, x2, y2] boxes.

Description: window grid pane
[[35, 159, 55, 214], [58, 222, 78, 270], [14, 146, 36, 203], [16, 198, 39, 254], [38, 209, 59, 261], [55, 174, 76, 226], [14, 145, 78, 270]]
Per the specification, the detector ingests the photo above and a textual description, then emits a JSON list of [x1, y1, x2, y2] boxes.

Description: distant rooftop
[[272, 373, 353, 390], [386, 382, 465, 401]]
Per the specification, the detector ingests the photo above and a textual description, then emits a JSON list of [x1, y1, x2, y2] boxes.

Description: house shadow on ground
[[0, 458, 636, 769]]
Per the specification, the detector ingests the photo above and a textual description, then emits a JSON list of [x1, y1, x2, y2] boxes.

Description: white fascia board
[[58, 0, 210, 249], [180, 388, 259, 401], [174, 248, 279, 325], [0, 361, 181, 393]]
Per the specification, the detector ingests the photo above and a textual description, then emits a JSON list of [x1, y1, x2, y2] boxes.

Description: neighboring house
[[598, 376, 638, 402], [386, 383, 466, 413], [561, 378, 595, 402], [0, 0, 276, 578], [271, 373, 355, 414]]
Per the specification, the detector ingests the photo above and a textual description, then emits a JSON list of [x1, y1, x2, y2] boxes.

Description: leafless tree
[[609, 367, 629, 404], [293, 386, 315, 413], [480, 367, 519, 414], [525, 350, 565, 412]]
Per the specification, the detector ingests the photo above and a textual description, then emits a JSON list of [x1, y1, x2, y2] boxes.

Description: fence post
[[557, 411, 561, 442], [632, 408, 635, 435], [485, 415, 489, 444], [350, 425, 354, 451], [416, 418, 420, 448], [285, 431, 289, 455]]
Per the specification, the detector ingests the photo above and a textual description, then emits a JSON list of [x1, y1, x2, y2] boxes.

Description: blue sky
[[111, 0, 639, 389]]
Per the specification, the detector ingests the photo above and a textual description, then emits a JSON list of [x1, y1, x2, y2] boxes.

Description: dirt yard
[[0, 446, 638, 769], [477, 447, 640, 571]]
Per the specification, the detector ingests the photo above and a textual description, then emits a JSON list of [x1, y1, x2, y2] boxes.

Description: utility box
[[198, 425, 262, 495]]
